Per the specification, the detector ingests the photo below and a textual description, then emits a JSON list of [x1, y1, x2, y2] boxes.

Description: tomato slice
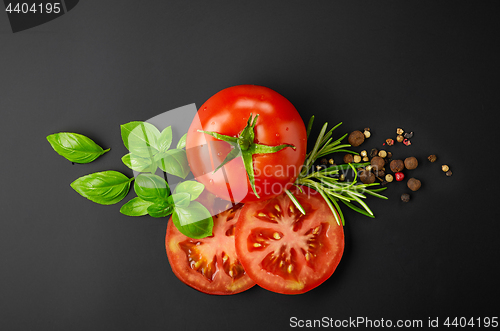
[[165, 204, 255, 295], [234, 187, 344, 294]]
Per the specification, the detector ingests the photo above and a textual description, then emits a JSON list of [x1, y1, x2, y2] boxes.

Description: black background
[[1, 1, 499, 330]]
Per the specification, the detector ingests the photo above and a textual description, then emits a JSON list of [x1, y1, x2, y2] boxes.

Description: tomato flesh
[[186, 85, 307, 203], [166, 204, 255, 295], [235, 187, 344, 294]]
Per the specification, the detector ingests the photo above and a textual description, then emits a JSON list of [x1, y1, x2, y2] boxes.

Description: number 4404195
[[444, 317, 498, 328], [5, 3, 61, 14]]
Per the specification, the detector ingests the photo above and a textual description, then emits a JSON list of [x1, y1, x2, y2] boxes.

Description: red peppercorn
[[395, 172, 405, 181]]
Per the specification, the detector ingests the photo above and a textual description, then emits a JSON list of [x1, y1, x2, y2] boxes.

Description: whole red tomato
[[186, 85, 307, 203]]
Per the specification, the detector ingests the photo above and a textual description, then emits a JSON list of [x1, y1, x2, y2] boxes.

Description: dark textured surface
[[1, 1, 499, 330]]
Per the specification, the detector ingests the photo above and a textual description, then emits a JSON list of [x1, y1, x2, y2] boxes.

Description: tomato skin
[[234, 186, 344, 294], [186, 85, 307, 203], [165, 204, 255, 295]]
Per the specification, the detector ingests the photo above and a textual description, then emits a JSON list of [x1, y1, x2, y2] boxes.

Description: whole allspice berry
[[390, 159, 405, 172], [401, 193, 411, 202], [404, 157, 418, 170], [371, 156, 385, 170], [428, 154, 437, 162], [348, 130, 365, 147], [359, 169, 376, 184], [343, 153, 354, 163], [407, 178, 421, 191]]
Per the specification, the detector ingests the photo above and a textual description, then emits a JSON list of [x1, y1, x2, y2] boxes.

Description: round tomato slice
[[235, 187, 344, 294], [166, 204, 255, 295]]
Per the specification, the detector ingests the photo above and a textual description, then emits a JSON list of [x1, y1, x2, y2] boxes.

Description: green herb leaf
[[70, 171, 133, 205], [47, 132, 109, 163], [155, 149, 190, 179], [174, 181, 204, 201], [177, 133, 187, 149], [120, 121, 160, 157], [157, 126, 173, 153], [122, 153, 157, 173], [134, 173, 170, 203], [120, 197, 153, 216], [168, 192, 191, 208], [147, 199, 175, 218], [172, 201, 213, 239]]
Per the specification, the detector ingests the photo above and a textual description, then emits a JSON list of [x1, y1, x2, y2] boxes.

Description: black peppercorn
[[320, 158, 328, 165], [343, 153, 354, 163], [370, 148, 379, 158], [404, 157, 418, 170], [401, 193, 411, 202], [407, 178, 421, 191], [390, 159, 404, 172], [348, 130, 365, 147], [403, 131, 413, 139], [359, 169, 375, 184]]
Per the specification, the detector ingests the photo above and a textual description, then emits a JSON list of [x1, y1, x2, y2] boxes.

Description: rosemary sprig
[[288, 117, 387, 226]]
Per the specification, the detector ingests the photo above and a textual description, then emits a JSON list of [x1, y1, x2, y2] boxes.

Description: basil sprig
[[47, 132, 110, 163], [120, 123, 189, 179], [50, 120, 214, 239]]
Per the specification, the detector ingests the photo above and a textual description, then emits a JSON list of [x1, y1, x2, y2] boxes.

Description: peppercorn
[[404, 131, 414, 139], [366, 165, 373, 172], [446, 170, 452, 176], [353, 155, 362, 163], [374, 168, 385, 177], [343, 153, 354, 163], [360, 150, 367, 157], [362, 156, 369, 162], [395, 172, 405, 181], [442, 165, 450, 172], [359, 169, 376, 184], [320, 158, 328, 165], [364, 127, 370, 132], [316, 165, 322, 171], [396, 134, 404, 143], [404, 157, 418, 170], [371, 156, 385, 170], [396, 128, 404, 135], [364, 130, 371, 139], [378, 150, 387, 158], [380, 180, 388, 186], [407, 178, 421, 191], [401, 193, 411, 202], [329, 158, 335, 165], [386, 151, 393, 158], [390, 159, 404, 172], [348, 130, 365, 147], [386, 138, 395, 146], [339, 174, 345, 181], [428, 154, 437, 162], [385, 174, 394, 182], [370, 148, 379, 158]]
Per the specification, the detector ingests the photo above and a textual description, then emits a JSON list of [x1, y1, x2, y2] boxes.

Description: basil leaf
[[147, 199, 175, 218], [157, 126, 172, 153], [47, 132, 109, 163], [120, 197, 153, 216], [134, 173, 170, 202], [174, 180, 204, 201], [171, 201, 213, 239], [168, 192, 191, 208], [177, 133, 187, 149], [70, 171, 133, 205], [155, 149, 189, 179], [120, 121, 160, 157], [122, 153, 156, 173]]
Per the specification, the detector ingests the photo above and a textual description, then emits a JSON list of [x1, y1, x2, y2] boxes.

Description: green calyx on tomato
[[198, 113, 295, 198]]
